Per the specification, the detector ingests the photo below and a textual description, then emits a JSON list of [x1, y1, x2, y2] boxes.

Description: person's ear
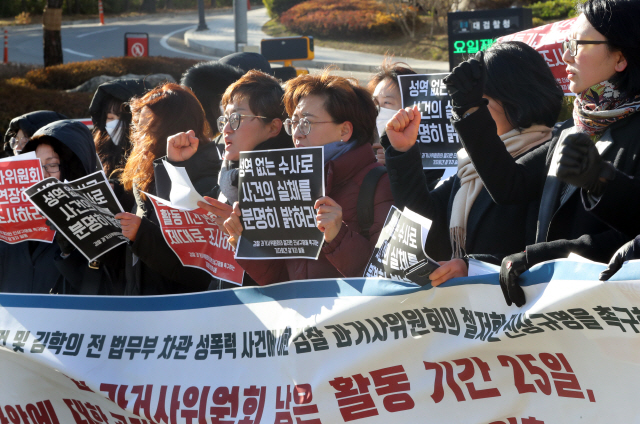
[[268, 118, 282, 137], [614, 51, 628, 73], [340, 121, 353, 142]]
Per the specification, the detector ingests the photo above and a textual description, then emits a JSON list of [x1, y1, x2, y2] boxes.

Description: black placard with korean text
[[236, 146, 324, 260]]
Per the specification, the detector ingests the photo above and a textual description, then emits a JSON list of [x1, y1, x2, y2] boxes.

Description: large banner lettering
[[0, 154, 55, 244], [148, 193, 244, 285], [236, 146, 324, 260], [1, 260, 639, 422]]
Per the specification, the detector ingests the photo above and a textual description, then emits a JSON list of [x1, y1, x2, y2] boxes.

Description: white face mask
[[105, 119, 123, 146], [376, 107, 398, 137]]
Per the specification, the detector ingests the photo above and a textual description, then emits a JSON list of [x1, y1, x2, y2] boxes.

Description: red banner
[[148, 194, 244, 285], [0, 157, 55, 244], [498, 17, 577, 95]]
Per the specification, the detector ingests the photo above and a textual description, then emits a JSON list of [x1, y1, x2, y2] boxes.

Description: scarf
[[449, 125, 552, 258], [217, 160, 239, 204], [323, 139, 358, 165], [573, 80, 640, 136]]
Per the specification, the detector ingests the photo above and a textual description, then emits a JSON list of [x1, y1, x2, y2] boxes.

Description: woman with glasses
[[223, 71, 394, 285], [440, 0, 640, 306], [164, 70, 292, 288], [3, 111, 67, 157], [385, 41, 563, 287], [0, 120, 101, 294]]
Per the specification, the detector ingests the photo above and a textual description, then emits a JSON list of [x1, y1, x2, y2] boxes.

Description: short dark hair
[[221, 70, 286, 121], [580, 0, 640, 96], [283, 71, 378, 146], [180, 61, 245, 129], [367, 56, 417, 94], [483, 41, 564, 129]]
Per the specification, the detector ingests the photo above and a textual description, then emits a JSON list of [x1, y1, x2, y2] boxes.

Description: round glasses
[[283, 117, 336, 136], [42, 163, 61, 173], [9, 135, 28, 151], [217, 112, 267, 133], [561, 39, 609, 57]]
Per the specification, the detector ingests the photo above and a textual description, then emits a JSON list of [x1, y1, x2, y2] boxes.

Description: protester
[[0, 120, 102, 294], [2, 111, 68, 157], [442, 0, 637, 307], [223, 71, 394, 285], [385, 41, 563, 286], [169, 70, 293, 287], [117, 83, 216, 295], [555, 0, 640, 239]]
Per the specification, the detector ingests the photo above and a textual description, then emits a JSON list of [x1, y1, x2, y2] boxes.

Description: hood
[[3, 111, 68, 155], [23, 120, 98, 176], [89, 78, 152, 123], [218, 52, 272, 75]]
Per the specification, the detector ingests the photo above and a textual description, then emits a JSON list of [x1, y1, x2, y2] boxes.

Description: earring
[[340, 139, 343, 142]]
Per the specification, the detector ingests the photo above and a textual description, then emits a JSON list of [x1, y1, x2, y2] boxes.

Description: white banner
[[1, 259, 640, 423]]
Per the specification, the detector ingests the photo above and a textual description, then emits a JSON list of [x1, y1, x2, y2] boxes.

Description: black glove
[[600, 236, 640, 281], [443, 51, 487, 116], [45, 219, 75, 256], [556, 132, 616, 196], [499, 252, 529, 307]]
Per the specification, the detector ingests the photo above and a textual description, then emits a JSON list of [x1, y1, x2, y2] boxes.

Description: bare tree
[[381, 0, 461, 39], [43, 0, 63, 67]]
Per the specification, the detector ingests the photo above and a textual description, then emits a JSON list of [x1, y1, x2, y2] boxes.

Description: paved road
[[5, 11, 221, 66]]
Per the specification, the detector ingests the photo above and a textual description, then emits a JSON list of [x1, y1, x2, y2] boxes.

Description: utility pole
[[196, 0, 208, 31], [234, 0, 247, 52]]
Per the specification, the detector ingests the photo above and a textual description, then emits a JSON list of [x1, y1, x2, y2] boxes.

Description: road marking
[[77, 27, 120, 38], [159, 25, 217, 59], [63, 48, 94, 58]]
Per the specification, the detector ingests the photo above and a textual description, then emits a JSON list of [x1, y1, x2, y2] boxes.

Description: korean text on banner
[[236, 146, 325, 260], [25, 175, 128, 262], [0, 155, 55, 243], [399, 74, 460, 169], [498, 18, 577, 95], [1, 260, 640, 422], [148, 193, 244, 285]]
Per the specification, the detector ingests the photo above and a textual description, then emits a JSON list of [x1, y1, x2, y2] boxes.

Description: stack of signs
[[398, 73, 459, 180], [0, 153, 55, 243], [236, 146, 324, 260], [147, 194, 244, 286], [26, 171, 128, 262], [364, 206, 434, 282]]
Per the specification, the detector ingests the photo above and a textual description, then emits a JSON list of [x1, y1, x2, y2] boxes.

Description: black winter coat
[[386, 141, 541, 265], [455, 105, 632, 265]]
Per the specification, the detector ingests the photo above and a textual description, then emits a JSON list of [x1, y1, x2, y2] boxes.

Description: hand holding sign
[[315, 196, 343, 243], [115, 212, 141, 242], [224, 202, 243, 249], [197, 196, 233, 230], [167, 130, 199, 162], [386, 106, 422, 153], [429, 258, 468, 286]]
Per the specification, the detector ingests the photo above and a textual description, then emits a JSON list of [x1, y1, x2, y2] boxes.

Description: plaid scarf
[[573, 80, 640, 136]]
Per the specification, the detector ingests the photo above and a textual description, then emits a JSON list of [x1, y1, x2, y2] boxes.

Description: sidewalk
[[184, 7, 449, 73]]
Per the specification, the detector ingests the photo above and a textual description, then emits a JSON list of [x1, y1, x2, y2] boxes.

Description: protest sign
[[236, 146, 324, 260], [498, 18, 577, 95], [68, 171, 124, 215], [399, 73, 460, 172], [0, 154, 55, 244], [1, 259, 640, 422], [148, 193, 244, 285], [364, 206, 434, 282], [26, 176, 128, 262]]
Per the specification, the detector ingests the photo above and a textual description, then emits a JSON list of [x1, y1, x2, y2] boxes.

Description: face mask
[[105, 119, 123, 146], [376, 107, 398, 137]]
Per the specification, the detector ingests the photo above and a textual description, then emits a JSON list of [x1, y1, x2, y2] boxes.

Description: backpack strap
[[357, 166, 387, 240]]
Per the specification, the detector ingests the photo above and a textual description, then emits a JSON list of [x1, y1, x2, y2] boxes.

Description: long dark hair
[[93, 95, 133, 178]]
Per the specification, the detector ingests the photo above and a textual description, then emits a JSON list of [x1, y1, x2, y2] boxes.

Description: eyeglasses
[[217, 112, 267, 133], [9, 135, 28, 151], [562, 39, 609, 57], [42, 163, 60, 173], [283, 117, 336, 136]]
